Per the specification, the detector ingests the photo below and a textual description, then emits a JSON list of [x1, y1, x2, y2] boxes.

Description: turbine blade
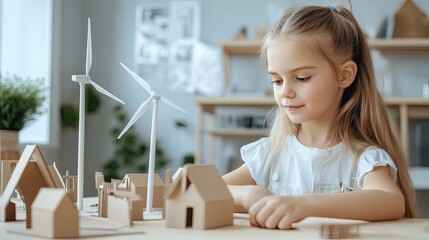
[[86, 18, 92, 76], [119, 62, 152, 93], [161, 96, 187, 113], [89, 79, 125, 104], [117, 97, 152, 139]]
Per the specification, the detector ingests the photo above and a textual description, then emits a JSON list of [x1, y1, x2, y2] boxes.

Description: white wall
[[55, 0, 429, 218]]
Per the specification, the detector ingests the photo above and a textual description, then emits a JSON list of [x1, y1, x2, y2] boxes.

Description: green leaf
[[60, 104, 79, 128]]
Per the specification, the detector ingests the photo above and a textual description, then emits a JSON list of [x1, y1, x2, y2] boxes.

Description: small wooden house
[[393, 0, 429, 38], [165, 164, 233, 229], [107, 191, 140, 227], [31, 188, 79, 238], [0, 145, 56, 228], [119, 173, 164, 208]]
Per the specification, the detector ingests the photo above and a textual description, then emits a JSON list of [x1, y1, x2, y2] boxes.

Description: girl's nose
[[280, 82, 295, 98]]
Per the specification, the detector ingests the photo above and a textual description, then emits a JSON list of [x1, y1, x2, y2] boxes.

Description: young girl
[[223, 5, 417, 230]]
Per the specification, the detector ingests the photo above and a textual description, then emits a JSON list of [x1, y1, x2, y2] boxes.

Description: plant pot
[[0, 130, 20, 160]]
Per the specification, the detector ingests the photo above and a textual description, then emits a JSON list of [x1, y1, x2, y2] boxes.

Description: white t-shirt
[[241, 135, 397, 195]]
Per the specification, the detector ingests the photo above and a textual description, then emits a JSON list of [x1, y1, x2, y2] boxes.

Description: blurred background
[[1, 0, 429, 216]]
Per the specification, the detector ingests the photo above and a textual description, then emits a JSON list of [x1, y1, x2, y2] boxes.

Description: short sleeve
[[356, 147, 398, 190], [240, 138, 269, 187]]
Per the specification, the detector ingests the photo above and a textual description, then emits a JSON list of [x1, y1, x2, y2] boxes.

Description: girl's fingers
[[249, 197, 277, 228], [262, 208, 285, 229], [248, 198, 267, 227], [277, 214, 294, 230]]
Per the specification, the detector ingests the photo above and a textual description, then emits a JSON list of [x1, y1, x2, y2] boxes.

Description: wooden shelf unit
[[195, 96, 429, 167], [197, 38, 429, 189], [221, 39, 429, 93]]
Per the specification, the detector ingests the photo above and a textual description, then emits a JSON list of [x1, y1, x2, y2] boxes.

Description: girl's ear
[[339, 60, 357, 88]]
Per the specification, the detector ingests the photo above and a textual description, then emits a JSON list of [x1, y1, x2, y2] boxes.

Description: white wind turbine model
[[118, 62, 186, 213], [71, 18, 125, 211]]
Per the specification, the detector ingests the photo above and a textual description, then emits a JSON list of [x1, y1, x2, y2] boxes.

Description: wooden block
[[320, 223, 359, 239]]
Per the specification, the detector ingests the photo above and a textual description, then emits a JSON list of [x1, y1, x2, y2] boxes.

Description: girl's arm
[[223, 164, 271, 212], [223, 163, 256, 185], [248, 166, 405, 229]]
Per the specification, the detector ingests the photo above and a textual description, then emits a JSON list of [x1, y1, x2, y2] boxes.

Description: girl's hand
[[241, 186, 272, 210], [228, 185, 271, 212], [248, 195, 311, 230]]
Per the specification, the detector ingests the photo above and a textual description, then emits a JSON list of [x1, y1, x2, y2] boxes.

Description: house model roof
[[167, 164, 232, 202], [123, 173, 164, 186], [32, 188, 68, 211]]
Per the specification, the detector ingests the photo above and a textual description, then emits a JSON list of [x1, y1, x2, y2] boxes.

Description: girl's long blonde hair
[[261, 6, 417, 218]]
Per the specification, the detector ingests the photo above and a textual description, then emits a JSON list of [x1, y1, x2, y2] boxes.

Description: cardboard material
[[99, 182, 111, 218], [163, 169, 173, 219], [0, 160, 18, 194], [48, 163, 66, 189], [95, 171, 107, 217], [165, 164, 233, 229], [0, 145, 56, 228], [107, 192, 140, 226], [107, 194, 132, 227], [62, 170, 77, 203], [118, 173, 164, 209], [393, 0, 429, 38], [31, 188, 79, 238]]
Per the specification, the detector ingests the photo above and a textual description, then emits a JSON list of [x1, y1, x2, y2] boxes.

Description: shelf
[[222, 40, 261, 55], [196, 96, 275, 114], [196, 96, 275, 106], [197, 96, 429, 107], [202, 39, 429, 189], [369, 39, 429, 51], [221, 39, 429, 96], [195, 96, 429, 166], [208, 128, 269, 137], [222, 39, 429, 54], [196, 96, 429, 120]]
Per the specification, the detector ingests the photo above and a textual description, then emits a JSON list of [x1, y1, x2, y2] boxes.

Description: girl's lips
[[285, 105, 304, 111]]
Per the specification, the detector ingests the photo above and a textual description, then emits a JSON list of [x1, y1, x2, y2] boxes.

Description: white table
[[1, 197, 428, 239]]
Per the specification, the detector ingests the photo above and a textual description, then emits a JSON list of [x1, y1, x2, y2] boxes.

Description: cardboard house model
[[107, 191, 140, 227], [31, 188, 79, 238], [118, 173, 164, 208], [0, 145, 57, 228], [165, 164, 233, 229], [393, 0, 429, 38]]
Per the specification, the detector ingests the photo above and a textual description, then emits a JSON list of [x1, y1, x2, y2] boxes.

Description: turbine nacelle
[[71, 75, 91, 84]]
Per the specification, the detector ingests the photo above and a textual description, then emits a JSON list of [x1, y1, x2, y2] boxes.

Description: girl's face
[[267, 37, 345, 126]]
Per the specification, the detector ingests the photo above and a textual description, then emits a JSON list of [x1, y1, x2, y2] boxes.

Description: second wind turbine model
[[118, 62, 186, 213], [71, 18, 125, 211]]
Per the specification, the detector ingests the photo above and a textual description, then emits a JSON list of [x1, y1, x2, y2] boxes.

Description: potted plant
[[0, 73, 47, 160]]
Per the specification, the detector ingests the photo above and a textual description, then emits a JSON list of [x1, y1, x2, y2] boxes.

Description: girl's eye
[[271, 79, 283, 85], [296, 76, 311, 81]]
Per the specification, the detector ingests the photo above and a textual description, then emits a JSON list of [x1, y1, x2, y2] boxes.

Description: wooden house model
[[107, 191, 140, 227], [393, 0, 429, 38], [31, 188, 79, 238], [165, 164, 233, 229], [118, 173, 164, 208], [0, 145, 57, 228]]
